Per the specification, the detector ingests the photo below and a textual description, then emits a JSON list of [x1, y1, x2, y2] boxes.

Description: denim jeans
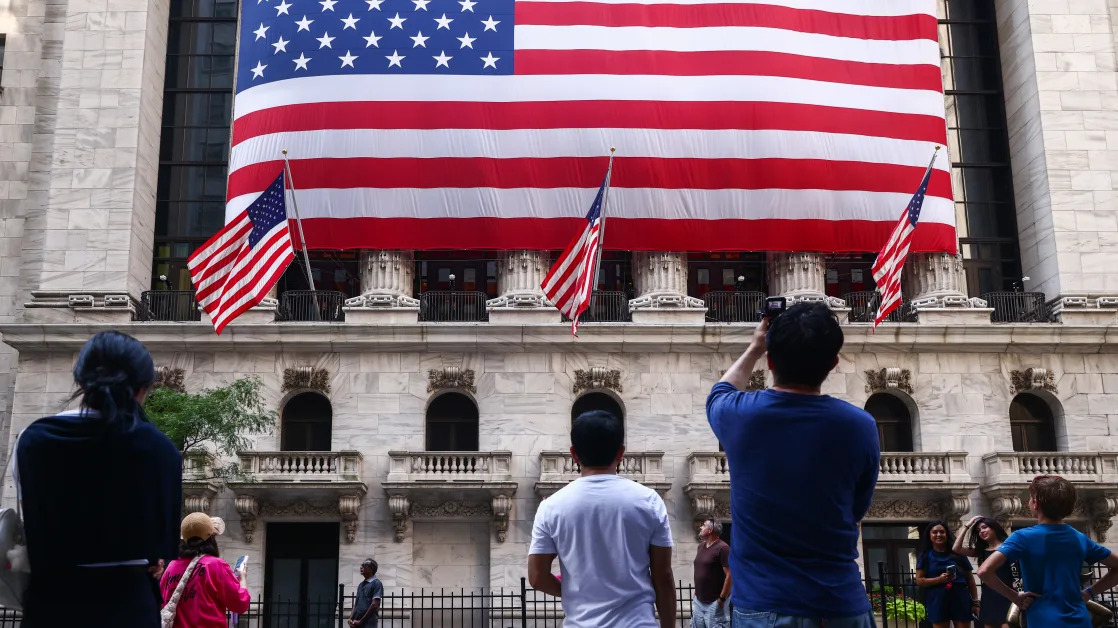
[[732, 608, 877, 628], [692, 598, 731, 628]]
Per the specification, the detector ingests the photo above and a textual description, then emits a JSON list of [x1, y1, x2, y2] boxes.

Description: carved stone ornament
[[259, 500, 336, 517], [864, 368, 913, 395], [234, 495, 259, 543], [492, 495, 513, 543], [427, 367, 477, 393], [1089, 495, 1118, 542], [572, 368, 623, 395], [154, 367, 186, 393], [339, 495, 362, 543], [410, 500, 493, 519], [184, 494, 211, 513], [1010, 368, 1057, 396], [283, 367, 331, 394], [745, 370, 767, 392], [389, 495, 410, 542], [865, 498, 943, 521]]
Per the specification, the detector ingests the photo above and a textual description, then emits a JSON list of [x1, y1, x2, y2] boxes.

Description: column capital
[[765, 253, 846, 308], [628, 252, 706, 323], [486, 250, 561, 323], [903, 253, 992, 324], [344, 250, 419, 323]]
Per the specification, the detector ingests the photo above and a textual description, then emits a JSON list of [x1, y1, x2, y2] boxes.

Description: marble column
[[486, 250, 560, 323], [765, 253, 846, 308], [628, 252, 706, 323], [903, 253, 991, 324], [342, 250, 420, 323]]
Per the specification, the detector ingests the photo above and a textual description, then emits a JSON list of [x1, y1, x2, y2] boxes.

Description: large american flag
[[190, 171, 295, 333], [871, 152, 935, 328], [541, 168, 610, 335], [230, 0, 953, 253]]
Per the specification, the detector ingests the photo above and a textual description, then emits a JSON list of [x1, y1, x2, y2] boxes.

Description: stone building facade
[[2, 0, 1118, 617]]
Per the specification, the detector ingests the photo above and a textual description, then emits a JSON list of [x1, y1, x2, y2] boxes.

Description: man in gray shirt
[[349, 558, 383, 627]]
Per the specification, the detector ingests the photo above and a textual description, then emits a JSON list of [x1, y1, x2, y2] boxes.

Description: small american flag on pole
[[871, 148, 939, 328], [189, 171, 296, 334], [542, 156, 614, 336]]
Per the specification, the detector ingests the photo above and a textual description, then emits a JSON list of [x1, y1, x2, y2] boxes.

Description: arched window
[[281, 392, 332, 451], [571, 392, 625, 424], [864, 393, 914, 452], [1010, 393, 1058, 452], [426, 392, 479, 452]]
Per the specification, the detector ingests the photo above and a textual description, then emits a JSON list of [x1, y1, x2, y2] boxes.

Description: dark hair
[[571, 410, 624, 468], [917, 520, 969, 571], [1031, 474, 1077, 520], [70, 331, 156, 430], [968, 517, 1008, 554], [766, 303, 843, 388], [362, 558, 378, 575], [179, 536, 220, 559]]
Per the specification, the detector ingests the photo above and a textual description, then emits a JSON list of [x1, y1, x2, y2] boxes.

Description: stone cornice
[[1, 322, 1116, 354]]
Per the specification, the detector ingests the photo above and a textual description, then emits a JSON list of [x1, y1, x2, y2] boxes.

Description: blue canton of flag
[[247, 172, 291, 247], [906, 168, 929, 228], [238, 0, 515, 91]]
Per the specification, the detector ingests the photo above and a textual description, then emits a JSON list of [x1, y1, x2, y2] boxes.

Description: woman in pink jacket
[[160, 513, 252, 627]]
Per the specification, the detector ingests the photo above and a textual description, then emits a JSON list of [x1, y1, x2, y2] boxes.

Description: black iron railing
[[276, 290, 347, 322], [982, 291, 1051, 323], [703, 291, 765, 323], [562, 290, 631, 323], [135, 290, 201, 322], [419, 291, 489, 322], [844, 291, 917, 323]]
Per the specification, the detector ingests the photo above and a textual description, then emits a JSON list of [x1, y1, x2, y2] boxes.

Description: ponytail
[[71, 331, 155, 429]]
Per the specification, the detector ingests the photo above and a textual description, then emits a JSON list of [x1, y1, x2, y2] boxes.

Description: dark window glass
[[942, 0, 1022, 294], [152, 1, 236, 289], [426, 393, 479, 452], [571, 392, 625, 425], [1010, 394, 1058, 452], [282, 393, 333, 452], [864, 393, 914, 452], [0, 34, 6, 79]]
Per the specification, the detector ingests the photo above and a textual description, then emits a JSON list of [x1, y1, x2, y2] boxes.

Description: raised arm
[[718, 319, 769, 390], [953, 517, 980, 557]]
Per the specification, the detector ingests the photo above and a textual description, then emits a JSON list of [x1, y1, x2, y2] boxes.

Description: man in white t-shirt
[[528, 409, 676, 628]]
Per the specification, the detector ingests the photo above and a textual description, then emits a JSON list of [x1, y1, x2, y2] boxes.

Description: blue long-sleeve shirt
[[706, 382, 880, 617]]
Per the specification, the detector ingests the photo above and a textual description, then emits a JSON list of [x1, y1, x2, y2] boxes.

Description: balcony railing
[[276, 291, 347, 322], [419, 291, 489, 322], [386, 451, 513, 483], [563, 291, 631, 323], [238, 451, 363, 483], [877, 452, 970, 484], [983, 452, 1118, 485], [136, 290, 201, 322], [982, 292, 1051, 323], [703, 291, 765, 323], [844, 291, 916, 323], [686, 452, 729, 484], [538, 450, 667, 484]]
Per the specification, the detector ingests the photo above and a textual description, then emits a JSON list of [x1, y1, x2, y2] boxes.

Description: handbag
[[0, 431, 29, 610], [161, 555, 202, 628]]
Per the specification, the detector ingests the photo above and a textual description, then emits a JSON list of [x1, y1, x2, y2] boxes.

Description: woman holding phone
[[916, 520, 979, 628], [160, 513, 251, 628]]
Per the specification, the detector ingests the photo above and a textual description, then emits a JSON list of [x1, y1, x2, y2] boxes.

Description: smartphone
[[946, 565, 957, 579], [234, 555, 249, 574]]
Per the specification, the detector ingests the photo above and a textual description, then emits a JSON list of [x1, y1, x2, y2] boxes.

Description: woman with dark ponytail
[[14, 331, 182, 627]]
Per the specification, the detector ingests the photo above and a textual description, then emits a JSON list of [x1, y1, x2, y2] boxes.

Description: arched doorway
[[281, 392, 332, 451], [864, 393, 914, 452], [571, 391, 625, 424], [426, 392, 479, 451], [1010, 393, 1058, 452]]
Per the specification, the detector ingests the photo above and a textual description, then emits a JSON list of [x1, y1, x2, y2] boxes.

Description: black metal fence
[[562, 291, 631, 323], [844, 291, 916, 324], [419, 291, 490, 322], [982, 291, 1051, 323], [276, 291, 347, 323], [135, 290, 201, 322], [703, 291, 765, 323]]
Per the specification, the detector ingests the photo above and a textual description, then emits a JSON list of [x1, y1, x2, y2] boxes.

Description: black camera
[[759, 296, 787, 320]]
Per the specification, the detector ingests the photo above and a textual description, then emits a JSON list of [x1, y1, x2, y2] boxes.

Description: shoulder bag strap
[[163, 556, 203, 618]]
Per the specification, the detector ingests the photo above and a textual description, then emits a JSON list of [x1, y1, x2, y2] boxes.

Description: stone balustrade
[[983, 452, 1118, 485], [878, 452, 970, 484], [536, 451, 670, 496], [386, 451, 514, 484], [238, 450, 364, 483], [686, 452, 730, 484]]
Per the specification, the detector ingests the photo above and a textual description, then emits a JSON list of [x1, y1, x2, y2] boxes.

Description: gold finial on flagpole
[[934, 145, 941, 151], [282, 149, 288, 155], [610, 146, 616, 153]]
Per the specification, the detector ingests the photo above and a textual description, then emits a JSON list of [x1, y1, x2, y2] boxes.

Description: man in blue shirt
[[706, 302, 880, 627]]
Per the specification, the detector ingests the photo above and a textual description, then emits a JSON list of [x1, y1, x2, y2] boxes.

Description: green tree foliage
[[144, 376, 276, 460]]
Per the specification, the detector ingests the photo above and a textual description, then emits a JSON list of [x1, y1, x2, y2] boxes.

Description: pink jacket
[[160, 555, 251, 628]]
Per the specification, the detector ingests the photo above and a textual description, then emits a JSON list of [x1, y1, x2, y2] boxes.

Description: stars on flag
[[251, 61, 267, 79], [365, 0, 383, 8], [272, 35, 290, 53], [433, 50, 451, 67], [317, 31, 335, 48], [386, 50, 405, 67], [339, 50, 358, 67], [274, 0, 292, 15], [411, 31, 429, 47], [481, 15, 498, 31], [293, 52, 311, 70], [295, 15, 314, 30], [480, 51, 499, 68], [388, 12, 407, 28], [434, 13, 453, 29]]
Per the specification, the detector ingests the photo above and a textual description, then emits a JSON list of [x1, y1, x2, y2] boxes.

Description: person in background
[[706, 303, 880, 627], [978, 475, 1118, 626], [528, 410, 676, 628], [953, 516, 1012, 628], [350, 558, 383, 627], [160, 512, 251, 627], [16, 331, 182, 627], [692, 519, 731, 628], [915, 520, 979, 628]]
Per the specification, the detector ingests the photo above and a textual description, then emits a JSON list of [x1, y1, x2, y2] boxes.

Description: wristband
[[1085, 587, 1096, 600]]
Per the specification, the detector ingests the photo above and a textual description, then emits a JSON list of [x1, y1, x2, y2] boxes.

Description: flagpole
[[281, 149, 321, 320], [590, 146, 616, 300]]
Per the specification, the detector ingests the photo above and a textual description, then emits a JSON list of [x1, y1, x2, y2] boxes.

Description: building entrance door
[[264, 522, 340, 628]]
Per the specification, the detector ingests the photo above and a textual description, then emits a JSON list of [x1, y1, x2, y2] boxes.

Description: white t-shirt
[[529, 474, 674, 628]]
